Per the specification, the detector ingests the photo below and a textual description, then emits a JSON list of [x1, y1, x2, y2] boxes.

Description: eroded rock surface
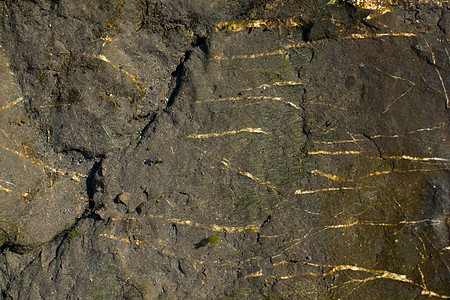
[[0, 0, 448, 299]]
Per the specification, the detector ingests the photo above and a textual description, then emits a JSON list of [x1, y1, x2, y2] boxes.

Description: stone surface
[[0, 0, 448, 299]]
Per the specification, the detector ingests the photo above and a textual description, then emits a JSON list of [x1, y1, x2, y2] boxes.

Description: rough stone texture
[[0, 0, 448, 299]]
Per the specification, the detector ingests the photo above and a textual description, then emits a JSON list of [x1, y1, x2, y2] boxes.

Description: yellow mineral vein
[[186, 128, 268, 139], [407, 122, 448, 134], [220, 159, 278, 194], [308, 151, 448, 162], [0, 143, 85, 181], [212, 49, 286, 60], [304, 209, 321, 215], [311, 169, 350, 181], [399, 219, 442, 225], [371, 65, 416, 85], [324, 221, 358, 229], [308, 150, 361, 155], [316, 263, 415, 284], [385, 155, 449, 162], [418, 264, 427, 287], [321, 218, 442, 231], [421, 291, 450, 299], [273, 261, 289, 267], [239, 81, 303, 91], [98, 233, 130, 244], [360, 170, 392, 178], [195, 95, 282, 104], [413, 238, 426, 260], [274, 98, 303, 110], [102, 233, 240, 267], [215, 17, 300, 32], [334, 275, 395, 291], [0, 184, 29, 197], [78, 53, 144, 92], [383, 84, 415, 113], [260, 233, 288, 238], [342, 0, 390, 11], [280, 274, 297, 280], [0, 97, 23, 112], [348, 32, 416, 39], [417, 266, 450, 299], [315, 123, 448, 144], [212, 32, 415, 60], [1, 129, 66, 177], [0, 128, 20, 146], [255, 97, 303, 110], [244, 269, 263, 279], [190, 146, 279, 194], [364, 8, 392, 20], [436, 68, 449, 109], [297, 32, 417, 47], [314, 138, 368, 144], [324, 220, 401, 229], [0, 185, 12, 194], [239, 170, 275, 189], [311, 168, 441, 182], [195, 95, 302, 110], [110, 217, 137, 222], [100, 35, 117, 47], [146, 214, 259, 233], [294, 186, 375, 195], [348, 132, 364, 152], [0, 144, 37, 163], [423, 37, 450, 109], [302, 261, 450, 298], [95, 54, 137, 82], [0, 179, 13, 186]]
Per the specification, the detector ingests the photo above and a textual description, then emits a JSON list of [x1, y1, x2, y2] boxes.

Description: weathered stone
[[0, 0, 448, 299]]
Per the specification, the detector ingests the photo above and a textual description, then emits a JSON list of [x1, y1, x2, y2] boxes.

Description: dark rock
[[0, 0, 448, 298]]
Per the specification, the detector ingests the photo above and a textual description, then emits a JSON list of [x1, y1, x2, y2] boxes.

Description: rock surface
[[0, 0, 448, 299]]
